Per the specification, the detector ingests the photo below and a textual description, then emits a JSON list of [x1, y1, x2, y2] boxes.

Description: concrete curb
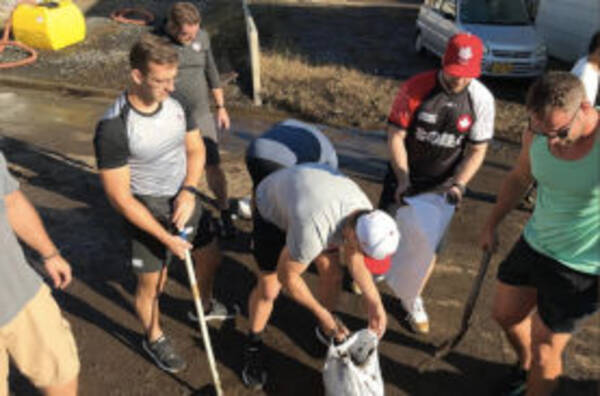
[[0, 74, 119, 100]]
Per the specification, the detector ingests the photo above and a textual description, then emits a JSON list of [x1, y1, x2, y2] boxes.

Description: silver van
[[415, 0, 547, 77]]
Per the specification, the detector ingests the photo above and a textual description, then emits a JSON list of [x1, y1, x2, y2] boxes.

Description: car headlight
[[534, 44, 546, 57]]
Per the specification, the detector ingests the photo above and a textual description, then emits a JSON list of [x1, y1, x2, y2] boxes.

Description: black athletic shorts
[[497, 236, 599, 333], [203, 137, 221, 166], [251, 210, 286, 273], [127, 194, 216, 273], [245, 155, 285, 189]]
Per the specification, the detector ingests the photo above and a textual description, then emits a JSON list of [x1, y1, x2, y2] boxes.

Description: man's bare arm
[[5, 189, 73, 288], [277, 248, 346, 338], [212, 88, 230, 130], [172, 129, 206, 230], [344, 247, 387, 337], [453, 142, 489, 186], [5, 189, 60, 261], [481, 130, 534, 250], [182, 129, 206, 188], [387, 126, 410, 201]]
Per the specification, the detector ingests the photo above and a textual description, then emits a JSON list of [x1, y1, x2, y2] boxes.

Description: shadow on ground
[[1, 134, 595, 395]]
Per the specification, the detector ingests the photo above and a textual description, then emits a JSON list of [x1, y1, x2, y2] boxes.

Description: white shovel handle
[[180, 230, 223, 396]]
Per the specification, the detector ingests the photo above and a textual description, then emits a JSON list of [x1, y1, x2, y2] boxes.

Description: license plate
[[491, 62, 514, 74]]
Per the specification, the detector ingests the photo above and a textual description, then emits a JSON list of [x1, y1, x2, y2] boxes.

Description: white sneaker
[[187, 299, 239, 322], [236, 196, 253, 220], [402, 296, 429, 334]]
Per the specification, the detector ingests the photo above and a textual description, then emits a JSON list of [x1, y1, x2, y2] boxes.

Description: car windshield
[[460, 0, 530, 25]]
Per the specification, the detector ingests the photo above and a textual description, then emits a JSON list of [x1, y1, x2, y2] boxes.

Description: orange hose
[[0, 11, 37, 69], [110, 8, 154, 26]]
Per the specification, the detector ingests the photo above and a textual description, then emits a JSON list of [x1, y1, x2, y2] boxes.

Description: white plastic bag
[[323, 329, 384, 396], [385, 193, 455, 304]]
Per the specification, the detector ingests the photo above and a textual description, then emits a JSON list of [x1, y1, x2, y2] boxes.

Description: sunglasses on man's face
[[529, 108, 579, 140]]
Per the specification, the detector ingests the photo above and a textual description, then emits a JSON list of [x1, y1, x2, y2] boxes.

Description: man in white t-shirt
[[571, 31, 600, 106]]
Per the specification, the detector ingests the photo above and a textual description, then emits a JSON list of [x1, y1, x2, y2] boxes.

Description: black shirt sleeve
[[93, 117, 129, 169]]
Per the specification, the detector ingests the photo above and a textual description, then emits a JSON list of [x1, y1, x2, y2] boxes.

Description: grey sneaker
[[187, 299, 238, 322], [142, 335, 186, 373]]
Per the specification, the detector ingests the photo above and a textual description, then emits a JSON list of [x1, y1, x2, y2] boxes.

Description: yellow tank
[[12, 0, 85, 51]]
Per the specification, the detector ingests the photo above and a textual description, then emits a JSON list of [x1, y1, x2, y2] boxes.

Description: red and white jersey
[[387, 70, 495, 191]]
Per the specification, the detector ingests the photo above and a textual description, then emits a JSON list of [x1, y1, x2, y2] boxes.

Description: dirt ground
[[0, 1, 598, 395], [1, 84, 598, 396]]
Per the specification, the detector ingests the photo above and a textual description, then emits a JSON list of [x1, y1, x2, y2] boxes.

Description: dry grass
[[261, 48, 537, 141], [261, 49, 399, 130]]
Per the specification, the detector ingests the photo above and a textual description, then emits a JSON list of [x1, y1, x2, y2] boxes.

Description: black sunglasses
[[529, 108, 579, 140]]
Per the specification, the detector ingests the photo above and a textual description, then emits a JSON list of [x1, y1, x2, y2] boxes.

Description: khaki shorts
[[0, 284, 79, 395]]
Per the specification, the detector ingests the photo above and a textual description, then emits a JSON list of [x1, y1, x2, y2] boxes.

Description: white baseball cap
[[355, 210, 401, 274]]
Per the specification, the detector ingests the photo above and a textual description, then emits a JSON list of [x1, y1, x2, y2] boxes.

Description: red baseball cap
[[443, 33, 483, 78]]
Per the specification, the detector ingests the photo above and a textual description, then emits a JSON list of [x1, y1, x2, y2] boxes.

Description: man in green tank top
[[481, 72, 599, 396]]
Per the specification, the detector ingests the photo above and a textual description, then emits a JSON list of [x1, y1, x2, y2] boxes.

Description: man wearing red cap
[[379, 33, 495, 334]]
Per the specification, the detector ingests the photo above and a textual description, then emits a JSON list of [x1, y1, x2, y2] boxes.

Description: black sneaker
[[219, 209, 237, 239], [142, 335, 187, 373], [242, 341, 267, 390], [495, 364, 527, 396]]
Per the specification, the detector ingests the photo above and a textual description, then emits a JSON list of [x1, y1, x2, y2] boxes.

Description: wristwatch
[[181, 185, 200, 195]]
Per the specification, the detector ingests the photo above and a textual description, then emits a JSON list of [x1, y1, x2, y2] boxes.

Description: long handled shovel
[[179, 229, 224, 396], [419, 249, 493, 371]]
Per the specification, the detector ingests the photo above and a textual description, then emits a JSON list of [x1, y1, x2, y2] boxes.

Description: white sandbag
[[385, 193, 455, 304], [323, 329, 384, 396]]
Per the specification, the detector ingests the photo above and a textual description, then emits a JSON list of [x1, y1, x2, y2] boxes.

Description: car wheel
[[415, 31, 425, 55]]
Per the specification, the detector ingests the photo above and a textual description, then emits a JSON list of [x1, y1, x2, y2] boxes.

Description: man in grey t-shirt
[[0, 152, 79, 395], [242, 163, 400, 389], [164, 2, 236, 238]]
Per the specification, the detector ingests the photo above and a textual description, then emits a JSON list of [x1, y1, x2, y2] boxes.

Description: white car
[[415, 0, 547, 78]]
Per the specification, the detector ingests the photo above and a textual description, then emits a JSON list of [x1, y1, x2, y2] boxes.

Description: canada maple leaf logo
[[458, 46, 473, 64], [456, 114, 473, 133]]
